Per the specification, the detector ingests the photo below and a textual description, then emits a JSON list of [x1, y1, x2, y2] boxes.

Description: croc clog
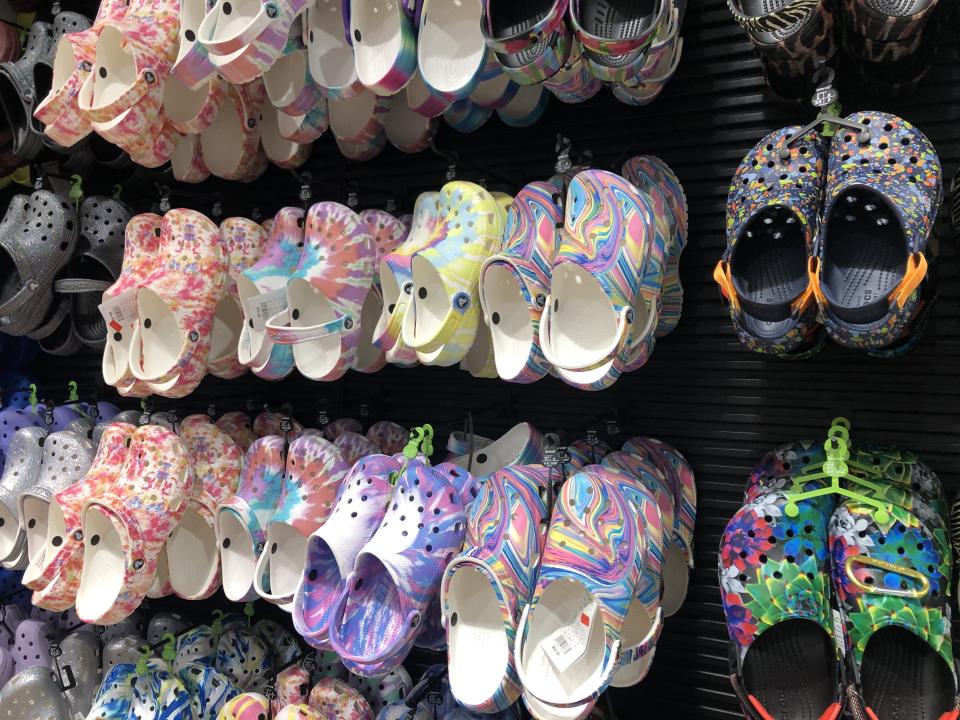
[[373, 192, 441, 367], [0, 664, 73, 720], [544, 41, 603, 103], [216, 411, 257, 451], [175, 625, 217, 671], [75, 424, 192, 625], [441, 465, 551, 713], [264, 35, 324, 116], [237, 208, 304, 381], [350, 0, 418, 96], [403, 182, 502, 365], [26, 422, 135, 611], [168, 416, 243, 601], [324, 418, 364, 442], [328, 462, 467, 676], [0, 426, 46, 564], [481, 0, 572, 85], [418, 1, 488, 103], [809, 111, 941, 355], [178, 662, 240, 719], [293, 454, 400, 648], [445, 430, 493, 460], [480, 181, 562, 383], [347, 665, 413, 712], [448, 422, 544, 482], [127, 209, 228, 398], [218, 691, 272, 720], [304, 0, 364, 101], [495, 84, 550, 127], [217, 435, 287, 602], [209, 217, 269, 379], [469, 54, 519, 109], [261, 104, 312, 169], [385, 80, 439, 153], [254, 618, 301, 667], [12, 618, 52, 673], [309, 677, 376, 720], [269, 663, 312, 716], [719, 491, 842, 720], [215, 626, 273, 692], [442, 98, 492, 134], [404, 69, 451, 118], [59, 626, 102, 718], [254, 434, 348, 608], [277, 100, 330, 144], [366, 421, 409, 456], [200, 79, 268, 182], [335, 432, 382, 466], [715, 126, 825, 357], [568, 0, 670, 83], [264, 202, 376, 382], [171, 0, 217, 89]]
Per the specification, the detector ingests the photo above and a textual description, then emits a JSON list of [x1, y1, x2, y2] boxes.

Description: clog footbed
[[264, 202, 376, 382], [236, 207, 304, 380], [829, 498, 955, 720], [329, 88, 390, 146], [448, 422, 544, 482], [385, 84, 439, 154], [328, 462, 467, 676], [417, 0, 487, 102], [716, 126, 824, 357], [217, 435, 287, 602], [304, 0, 364, 101], [208, 217, 269, 379], [350, 0, 417, 96], [568, 0, 669, 83], [169, 416, 243, 601], [254, 434, 348, 607], [200, 79, 268, 181], [719, 491, 841, 720], [163, 71, 227, 136], [75, 425, 192, 625], [480, 181, 563, 383], [374, 191, 441, 367], [441, 465, 551, 713], [263, 35, 324, 116], [812, 111, 941, 353], [292, 454, 400, 648], [469, 52, 519, 110], [481, 0, 571, 84], [496, 84, 550, 128], [128, 209, 227, 398]]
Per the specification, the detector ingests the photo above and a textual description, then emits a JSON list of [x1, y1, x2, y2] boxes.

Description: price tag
[[605, 419, 621, 436], [832, 609, 846, 653], [544, 601, 595, 672], [98, 289, 138, 336], [812, 86, 838, 108], [586, 429, 599, 446], [245, 288, 288, 332]]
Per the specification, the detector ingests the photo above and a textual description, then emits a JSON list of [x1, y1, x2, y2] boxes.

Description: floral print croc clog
[[217, 435, 287, 602], [715, 125, 826, 358], [328, 462, 467, 676], [75, 425, 192, 625], [441, 465, 551, 713], [168, 416, 243, 601], [810, 111, 941, 357], [293, 454, 400, 649], [829, 496, 955, 719], [200, 80, 269, 181], [266, 202, 376, 382], [254, 435, 349, 608], [216, 411, 257, 452], [308, 677, 375, 720], [719, 491, 843, 720]]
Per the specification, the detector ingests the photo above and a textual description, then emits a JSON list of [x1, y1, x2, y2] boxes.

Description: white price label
[[97, 289, 138, 336], [832, 609, 846, 653], [245, 288, 288, 332], [545, 602, 595, 672]]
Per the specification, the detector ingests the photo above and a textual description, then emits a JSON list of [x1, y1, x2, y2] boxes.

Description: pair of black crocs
[[0, 188, 131, 355]]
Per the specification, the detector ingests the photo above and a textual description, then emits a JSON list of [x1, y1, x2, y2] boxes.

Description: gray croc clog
[[0, 644, 12, 687], [0, 22, 56, 161], [0, 190, 79, 337], [0, 603, 27, 648], [59, 626, 101, 718], [147, 611, 191, 646], [0, 426, 46, 564], [101, 634, 143, 672], [0, 664, 73, 720]]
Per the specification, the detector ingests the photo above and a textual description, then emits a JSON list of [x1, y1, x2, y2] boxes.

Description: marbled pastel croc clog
[[265, 202, 376, 382], [544, 41, 603, 103], [75, 424, 192, 625], [481, 0, 572, 85], [350, 0, 418, 96], [127, 209, 227, 398], [810, 111, 941, 356], [236, 207, 304, 381], [469, 54, 519, 109], [304, 0, 364, 101], [441, 465, 551, 713], [495, 84, 550, 128], [328, 462, 466, 676], [254, 434, 348, 608], [418, 0, 488, 103], [479, 181, 562, 384], [715, 125, 825, 358], [217, 436, 287, 602], [208, 218, 269, 380], [168, 416, 243, 601], [293, 454, 400, 649], [568, 0, 670, 83]]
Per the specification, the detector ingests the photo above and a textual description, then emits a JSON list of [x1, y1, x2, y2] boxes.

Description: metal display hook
[[428, 140, 517, 188]]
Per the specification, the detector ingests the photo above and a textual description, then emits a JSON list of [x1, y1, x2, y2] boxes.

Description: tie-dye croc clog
[[324, 418, 364, 442], [514, 466, 660, 717], [347, 666, 413, 712], [293, 454, 400, 648], [27, 422, 135, 611], [350, 0, 418, 96], [128, 209, 228, 399], [829, 496, 955, 719], [265, 202, 376, 382], [216, 411, 257, 452], [75, 424, 192, 625], [200, 80, 269, 181], [335, 433, 382, 466], [270, 663, 312, 716], [620, 436, 696, 616], [715, 126, 825, 358], [254, 435, 349, 608], [208, 218, 269, 380], [304, 0, 364, 101], [374, 192, 441, 367], [418, 1, 488, 103], [309, 677, 376, 720], [481, 0, 571, 86], [403, 69, 452, 118], [719, 491, 842, 720], [441, 465, 551, 713], [810, 111, 941, 356], [403, 182, 502, 366], [218, 691, 272, 720], [237, 207, 305, 381], [261, 106, 313, 170], [480, 181, 563, 384], [253, 411, 305, 439], [328, 462, 467, 676], [366, 421, 409, 456], [168, 416, 242, 601], [217, 435, 287, 602], [448, 422, 544, 482], [263, 34, 325, 117], [216, 626, 273, 693], [385, 81, 440, 154]]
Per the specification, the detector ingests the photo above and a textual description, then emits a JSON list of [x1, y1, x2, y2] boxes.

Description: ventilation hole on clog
[[354, 29, 362, 42], [98, 67, 106, 78], [773, 571, 782, 579], [292, 309, 300, 320], [52, 536, 62, 547], [27, 518, 35, 529], [491, 312, 500, 325], [223, 1, 232, 12], [271, 543, 278, 554], [910, 156, 918, 164], [418, 287, 427, 299], [861, 118, 870, 125], [90, 534, 100, 546], [765, 144, 773, 151], [758, 554, 767, 563], [354, 578, 363, 591], [144, 319, 152, 329], [185, 29, 196, 41], [222, 538, 231, 549], [844, 134, 852, 142], [477, 453, 487, 463], [249, 319, 254, 328], [309, 30, 314, 42]]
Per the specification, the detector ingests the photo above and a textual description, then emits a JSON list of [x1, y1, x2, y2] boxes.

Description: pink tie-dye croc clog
[[75, 424, 192, 625], [264, 35, 324, 117], [168, 416, 242, 601], [350, 0, 418, 96], [254, 434, 349, 609], [366, 421, 409, 456], [334, 433, 381, 467], [208, 217, 269, 380], [265, 202, 376, 382]]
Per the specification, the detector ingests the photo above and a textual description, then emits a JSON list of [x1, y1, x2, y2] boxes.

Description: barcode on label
[[552, 634, 572, 655], [97, 289, 138, 334], [246, 288, 288, 332]]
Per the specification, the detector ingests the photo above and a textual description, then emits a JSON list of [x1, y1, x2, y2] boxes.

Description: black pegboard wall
[[28, 0, 960, 716]]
